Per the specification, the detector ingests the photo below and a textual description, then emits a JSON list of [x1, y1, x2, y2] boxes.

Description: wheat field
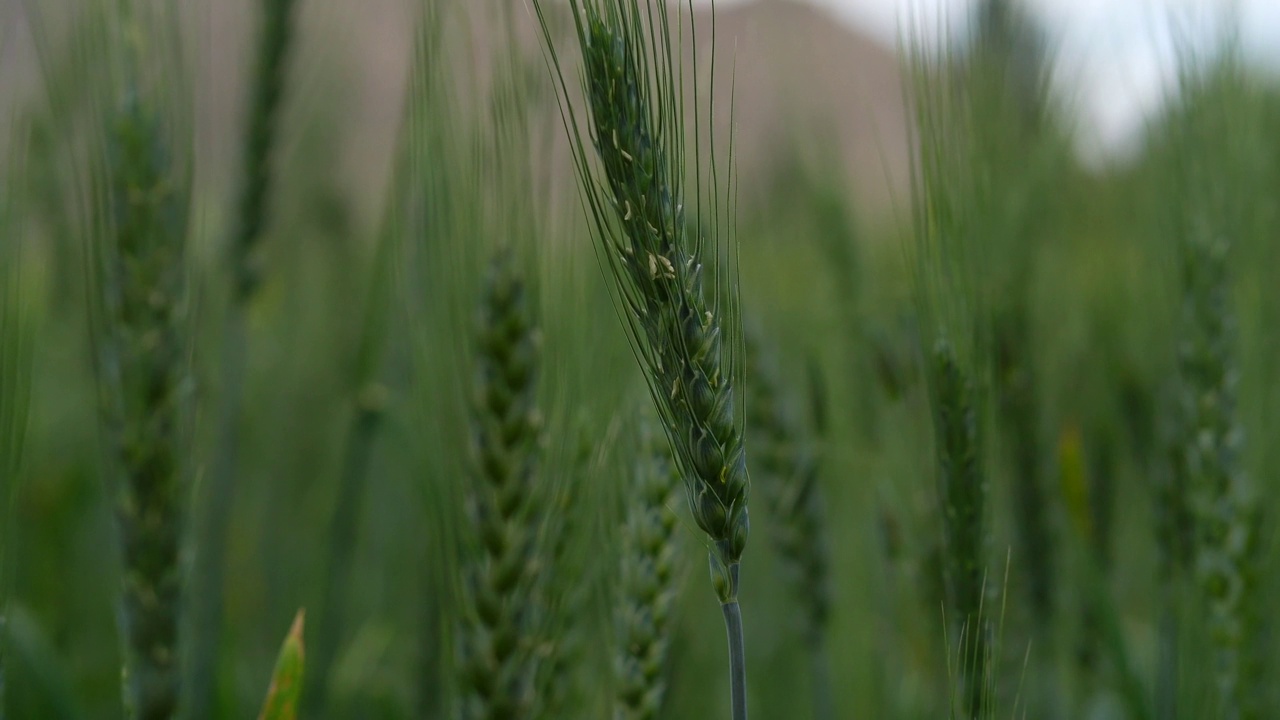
[[2, 0, 1279, 718]]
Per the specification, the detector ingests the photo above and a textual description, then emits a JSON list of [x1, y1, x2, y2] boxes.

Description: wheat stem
[[304, 388, 384, 712], [744, 332, 832, 719], [304, 217, 395, 714], [187, 0, 297, 715], [1, 117, 32, 720], [722, 600, 747, 720]]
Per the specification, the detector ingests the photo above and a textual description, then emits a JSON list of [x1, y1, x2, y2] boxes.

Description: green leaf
[[258, 609, 306, 720]]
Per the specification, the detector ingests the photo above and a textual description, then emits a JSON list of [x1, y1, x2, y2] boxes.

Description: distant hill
[[1, 0, 910, 224]]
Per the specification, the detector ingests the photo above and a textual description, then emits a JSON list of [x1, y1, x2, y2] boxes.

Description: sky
[[699, 0, 1280, 161]]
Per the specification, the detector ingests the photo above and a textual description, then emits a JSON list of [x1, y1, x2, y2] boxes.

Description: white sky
[[700, 0, 1280, 161]]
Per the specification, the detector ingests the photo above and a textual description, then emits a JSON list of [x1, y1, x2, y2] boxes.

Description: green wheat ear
[[928, 341, 989, 717], [76, 6, 196, 718], [531, 1, 750, 716], [457, 248, 545, 720], [1165, 61, 1259, 718], [535, 0, 748, 597], [614, 412, 682, 720], [906, 20, 998, 717], [101, 91, 192, 720]]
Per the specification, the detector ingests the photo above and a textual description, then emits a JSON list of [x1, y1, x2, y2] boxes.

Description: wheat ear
[[1176, 198, 1254, 719], [88, 19, 194, 716], [928, 342, 989, 718], [1158, 58, 1261, 720], [614, 414, 682, 720], [456, 248, 544, 720], [531, 2, 750, 716], [534, 423, 595, 718], [906, 24, 996, 717]]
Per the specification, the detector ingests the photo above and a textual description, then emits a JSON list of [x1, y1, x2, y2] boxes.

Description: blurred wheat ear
[[71, 3, 197, 717], [614, 412, 682, 720], [456, 248, 546, 720], [927, 342, 990, 718], [530, 1, 751, 716], [532, 419, 597, 718], [906, 26, 997, 717], [1164, 57, 1260, 719]]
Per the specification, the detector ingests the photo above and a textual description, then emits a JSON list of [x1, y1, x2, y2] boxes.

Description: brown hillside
[[1, 0, 910, 224]]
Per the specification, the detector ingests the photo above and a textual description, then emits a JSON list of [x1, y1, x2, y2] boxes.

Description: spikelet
[[102, 92, 191, 720], [928, 342, 989, 718]]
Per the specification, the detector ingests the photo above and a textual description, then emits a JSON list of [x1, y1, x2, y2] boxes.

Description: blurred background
[[2, 0, 1280, 718]]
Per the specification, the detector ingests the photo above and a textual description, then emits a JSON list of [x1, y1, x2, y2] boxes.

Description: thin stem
[[1156, 594, 1179, 720], [304, 397, 383, 714], [184, 306, 246, 720], [722, 599, 748, 720], [809, 639, 835, 720]]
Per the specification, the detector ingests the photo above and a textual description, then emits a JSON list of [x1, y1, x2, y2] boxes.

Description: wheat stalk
[[187, 0, 298, 714], [0, 121, 34, 720], [744, 330, 833, 720]]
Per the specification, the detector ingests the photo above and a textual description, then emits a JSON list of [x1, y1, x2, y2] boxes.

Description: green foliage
[[258, 610, 306, 720]]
